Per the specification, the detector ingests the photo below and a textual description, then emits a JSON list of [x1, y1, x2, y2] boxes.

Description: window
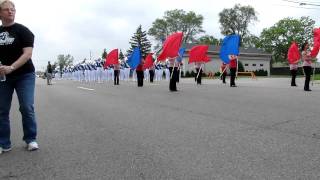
[[260, 64, 264, 67], [244, 64, 248, 66], [252, 64, 256, 66]]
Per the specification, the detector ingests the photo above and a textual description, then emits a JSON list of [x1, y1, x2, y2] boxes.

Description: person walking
[[46, 61, 53, 85], [0, 0, 39, 154]]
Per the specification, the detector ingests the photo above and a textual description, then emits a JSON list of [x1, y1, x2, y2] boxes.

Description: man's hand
[[0, 65, 15, 75]]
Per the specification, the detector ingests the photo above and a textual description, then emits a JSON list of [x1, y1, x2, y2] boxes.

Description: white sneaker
[[27, 142, 39, 151], [0, 147, 12, 154]]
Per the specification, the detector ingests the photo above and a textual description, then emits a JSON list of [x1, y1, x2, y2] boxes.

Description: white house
[[181, 45, 272, 76]]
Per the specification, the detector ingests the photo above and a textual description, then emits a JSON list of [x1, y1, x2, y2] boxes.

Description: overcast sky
[[12, 0, 320, 70]]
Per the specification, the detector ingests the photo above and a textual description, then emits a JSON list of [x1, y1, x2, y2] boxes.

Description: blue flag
[[219, 34, 240, 64], [127, 47, 141, 69], [176, 48, 185, 62]]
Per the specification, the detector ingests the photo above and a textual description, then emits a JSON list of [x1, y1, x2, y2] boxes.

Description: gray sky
[[13, 0, 320, 70]]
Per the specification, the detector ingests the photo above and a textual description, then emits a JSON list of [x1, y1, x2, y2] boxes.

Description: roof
[[181, 44, 271, 56]]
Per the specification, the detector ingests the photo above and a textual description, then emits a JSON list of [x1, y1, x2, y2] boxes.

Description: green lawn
[[314, 74, 320, 80]]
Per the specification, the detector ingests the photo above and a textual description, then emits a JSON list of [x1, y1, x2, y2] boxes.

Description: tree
[[219, 4, 258, 46], [197, 35, 220, 45], [148, 9, 204, 47], [127, 25, 152, 58], [256, 16, 315, 63], [242, 35, 260, 48], [119, 50, 125, 62], [56, 54, 74, 77], [102, 48, 107, 59]]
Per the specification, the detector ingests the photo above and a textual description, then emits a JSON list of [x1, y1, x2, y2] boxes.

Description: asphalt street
[[0, 77, 320, 180]]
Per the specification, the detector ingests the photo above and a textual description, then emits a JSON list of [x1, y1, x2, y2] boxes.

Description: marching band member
[[220, 62, 227, 84], [301, 42, 313, 91], [194, 62, 202, 85], [168, 58, 179, 91], [229, 55, 238, 87]]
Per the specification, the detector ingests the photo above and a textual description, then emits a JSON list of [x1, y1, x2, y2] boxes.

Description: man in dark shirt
[[0, 0, 39, 154], [46, 61, 53, 85]]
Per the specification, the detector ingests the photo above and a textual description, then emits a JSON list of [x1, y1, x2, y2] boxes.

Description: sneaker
[[27, 142, 39, 151], [0, 147, 12, 154]]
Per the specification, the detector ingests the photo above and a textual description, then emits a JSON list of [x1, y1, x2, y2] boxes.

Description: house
[[180, 44, 272, 76]]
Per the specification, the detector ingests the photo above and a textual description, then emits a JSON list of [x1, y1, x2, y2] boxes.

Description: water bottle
[[0, 61, 6, 82]]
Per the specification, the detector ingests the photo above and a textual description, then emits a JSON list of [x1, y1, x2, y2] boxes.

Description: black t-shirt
[[0, 23, 35, 77], [47, 64, 53, 73]]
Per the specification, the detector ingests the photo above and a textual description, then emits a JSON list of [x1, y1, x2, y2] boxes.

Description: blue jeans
[[0, 72, 37, 149]]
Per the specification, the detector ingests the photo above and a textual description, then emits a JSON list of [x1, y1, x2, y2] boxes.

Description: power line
[[276, 4, 320, 9], [282, 0, 320, 6]]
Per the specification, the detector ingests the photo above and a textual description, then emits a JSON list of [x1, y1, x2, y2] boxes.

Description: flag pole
[[196, 63, 203, 80], [219, 65, 227, 78], [178, 62, 181, 80], [170, 63, 175, 79], [170, 57, 176, 79], [312, 61, 316, 86], [236, 56, 239, 78]]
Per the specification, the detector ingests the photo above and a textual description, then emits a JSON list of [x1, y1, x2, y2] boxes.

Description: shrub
[[254, 69, 268, 76], [185, 71, 191, 77]]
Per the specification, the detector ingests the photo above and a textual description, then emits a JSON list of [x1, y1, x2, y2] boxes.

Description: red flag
[[143, 53, 154, 69], [157, 32, 183, 61], [310, 28, 320, 58], [188, 45, 210, 64], [104, 49, 119, 68], [310, 45, 319, 58], [287, 42, 300, 64], [314, 28, 320, 47]]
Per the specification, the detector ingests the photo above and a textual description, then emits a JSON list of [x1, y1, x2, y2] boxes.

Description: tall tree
[[127, 25, 152, 58], [219, 4, 258, 46], [242, 35, 260, 48], [119, 49, 125, 62], [101, 48, 107, 59], [148, 9, 204, 47], [56, 54, 74, 77], [256, 16, 315, 63], [197, 35, 220, 45]]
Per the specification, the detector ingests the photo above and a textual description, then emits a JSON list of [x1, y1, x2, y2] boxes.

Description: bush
[[215, 72, 221, 76], [190, 71, 195, 77], [185, 71, 191, 77], [253, 69, 268, 76]]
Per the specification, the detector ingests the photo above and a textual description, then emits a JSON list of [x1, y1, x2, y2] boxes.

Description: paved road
[[1, 77, 320, 180]]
